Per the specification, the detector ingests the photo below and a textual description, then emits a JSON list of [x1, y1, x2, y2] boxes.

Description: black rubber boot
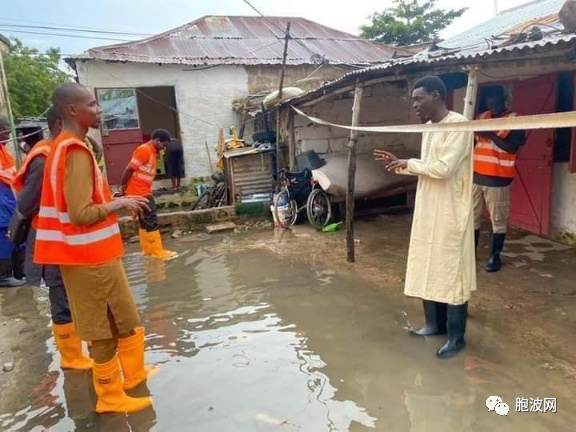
[[436, 302, 468, 359], [485, 233, 505, 273], [474, 229, 480, 259], [11, 247, 26, 281], [411, 300, 447, 336], [0, 258, 26, 288]]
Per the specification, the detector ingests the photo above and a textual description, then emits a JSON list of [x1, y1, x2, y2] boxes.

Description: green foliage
[[3, 38, 71, 117], [360, 0, 466, 46]]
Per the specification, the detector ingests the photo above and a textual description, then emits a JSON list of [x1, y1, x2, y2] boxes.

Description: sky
[[0, 0, 538, 55]]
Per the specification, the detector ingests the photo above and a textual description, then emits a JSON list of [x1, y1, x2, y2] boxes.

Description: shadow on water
[[1, 234, 576, 431]]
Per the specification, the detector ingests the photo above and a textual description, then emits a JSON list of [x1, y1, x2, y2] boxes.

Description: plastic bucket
[[196, 184, 207, 197]]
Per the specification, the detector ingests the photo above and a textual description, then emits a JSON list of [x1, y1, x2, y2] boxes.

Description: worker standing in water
[[473, 86, 525, 272], [12, 106, 93, 370], [120, 130, 177, 260], [35, 82, 155, 414], [374, 76, 476, 359]]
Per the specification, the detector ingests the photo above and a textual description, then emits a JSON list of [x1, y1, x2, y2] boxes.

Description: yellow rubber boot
[[93, 355, 152, 414], [52, 322, 94, 370], [117, 327, 158, 390], [139, 229, 151, 255], [145, 230, 177, 261]]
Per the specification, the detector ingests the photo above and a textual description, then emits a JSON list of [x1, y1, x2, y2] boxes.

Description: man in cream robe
[[374, 76, 476, 359]]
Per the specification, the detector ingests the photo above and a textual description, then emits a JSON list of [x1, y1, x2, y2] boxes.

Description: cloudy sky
[[1, 0, 536, 54]]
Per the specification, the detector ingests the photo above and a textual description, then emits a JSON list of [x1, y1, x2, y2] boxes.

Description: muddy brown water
[[0, 233, 575, 431]]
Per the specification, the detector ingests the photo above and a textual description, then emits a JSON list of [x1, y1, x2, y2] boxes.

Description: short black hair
[[152, 129, 171, 143], [46, 105, 61, 130], [481, 85, 506, 102], [414, 76, 447, 101], [52, 82, 87, 115]]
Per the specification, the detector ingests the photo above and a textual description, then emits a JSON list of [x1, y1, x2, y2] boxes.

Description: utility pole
[[345, 81, 363, 263], [0, 50, 21, 166], [275, 22, 290, 181], [494, 0, 499, 16]]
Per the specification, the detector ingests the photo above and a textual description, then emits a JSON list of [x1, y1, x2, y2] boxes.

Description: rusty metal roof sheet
[[70, 16, 403, 66], [440, 0, 565, 49], [287, 33, 576, 106]]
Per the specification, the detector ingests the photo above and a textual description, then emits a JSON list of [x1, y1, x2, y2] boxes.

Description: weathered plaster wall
[[76, 61, 249, 178], [551, 163, 576, 241], [294, 81, 421, 158], [246, 65, 348, 94]]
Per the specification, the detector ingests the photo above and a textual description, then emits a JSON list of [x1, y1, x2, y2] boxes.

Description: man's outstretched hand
[[373, 149, 408, 172]]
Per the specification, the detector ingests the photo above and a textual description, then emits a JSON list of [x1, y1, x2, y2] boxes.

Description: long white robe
[[400, 111, 476, 305]]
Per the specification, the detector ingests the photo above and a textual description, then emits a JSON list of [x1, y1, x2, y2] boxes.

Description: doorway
[[97, 86, 180, 185]]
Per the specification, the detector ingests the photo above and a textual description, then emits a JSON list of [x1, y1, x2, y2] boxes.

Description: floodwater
[[1, 232, 575, 431]]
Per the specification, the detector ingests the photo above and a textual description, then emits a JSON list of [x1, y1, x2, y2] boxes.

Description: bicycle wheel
[[192, 189, 212, 210], [273, 189, 298, 228], [213, 183, 227, 207], [306, 188, 332, 229]]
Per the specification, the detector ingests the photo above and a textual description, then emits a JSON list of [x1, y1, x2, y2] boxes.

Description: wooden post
[[275, 22, 291, 177], [0, 51, 21, 166], [346, 81, 363, 263], [463, 68, 479, 121], [288, 110, 296, 171]]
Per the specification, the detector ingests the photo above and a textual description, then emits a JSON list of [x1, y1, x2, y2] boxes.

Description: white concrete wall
[[294, 82, 421, 159], [551, 163, 576, 238], [76, 61, 249, 179]]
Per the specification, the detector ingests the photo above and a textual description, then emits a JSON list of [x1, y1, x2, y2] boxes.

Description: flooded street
[[1, 227, 576, 431]]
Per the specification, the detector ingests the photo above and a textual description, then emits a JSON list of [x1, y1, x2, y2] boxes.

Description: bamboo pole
[[346, 81, 364, 263]]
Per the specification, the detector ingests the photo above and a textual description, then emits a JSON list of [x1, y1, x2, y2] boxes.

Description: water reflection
[[2, 237, 576, 431]]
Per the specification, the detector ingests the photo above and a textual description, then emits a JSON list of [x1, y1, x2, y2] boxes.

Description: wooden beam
[[288, 111, 296, 171], [346, 81, 364, 263]]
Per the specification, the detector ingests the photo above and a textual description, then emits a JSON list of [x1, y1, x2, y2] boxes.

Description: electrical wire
[[0, 16, 150, 34], [241, 0, 327, 63], [0, 23, 153, 37], [0, 28, 135, 42]]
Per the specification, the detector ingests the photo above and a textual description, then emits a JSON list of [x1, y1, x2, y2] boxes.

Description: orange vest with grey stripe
[[12, 139, 52, 228], [34, 131, 123, 266], [474, 110, 517, 178]]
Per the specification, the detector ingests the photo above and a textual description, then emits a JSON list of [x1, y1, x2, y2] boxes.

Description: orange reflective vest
[[34, 131, 123, 266], [474, 110, 518, 178], [12, 139, 52, 228], [125, 142, 157, 197], [0, 144, 17, 186]]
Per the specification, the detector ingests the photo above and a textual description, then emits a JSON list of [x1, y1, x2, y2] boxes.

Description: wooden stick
[[288, 111, 296, 171], [205, 141, 214, 173], [346, 81, 364, 263]]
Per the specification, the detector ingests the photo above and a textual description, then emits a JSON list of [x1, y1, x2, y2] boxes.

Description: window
[[96, 88, 139, 130]]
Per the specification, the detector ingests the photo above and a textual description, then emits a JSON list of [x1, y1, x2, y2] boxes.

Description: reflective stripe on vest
[[474, 111, 518, 178], [36, 223, 120, 245], [34, 133, 123, 266]]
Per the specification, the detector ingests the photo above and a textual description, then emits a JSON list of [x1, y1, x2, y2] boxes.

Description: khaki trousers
[[473, 184, 510, 234]]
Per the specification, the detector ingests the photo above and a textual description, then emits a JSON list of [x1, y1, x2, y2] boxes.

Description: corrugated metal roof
[[440, 0, 566, 49], [287, 33, 576, 105], [70, 16, 403, 66]]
